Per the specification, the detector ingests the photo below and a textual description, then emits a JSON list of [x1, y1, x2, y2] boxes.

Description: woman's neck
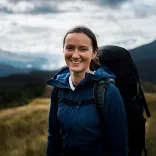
[[70, 71, 93, 86], [70, 72, 84, 86]]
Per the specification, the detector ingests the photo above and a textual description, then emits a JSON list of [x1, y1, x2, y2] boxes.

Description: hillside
[[0, 64, 31, 77], [130, 40, 156, 61], [0, 70, 56, 109], [134, 60, 156, 83], [129, 40, 156, 84]]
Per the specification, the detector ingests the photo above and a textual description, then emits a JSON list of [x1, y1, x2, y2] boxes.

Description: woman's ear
[[92, 50, 97, 58]]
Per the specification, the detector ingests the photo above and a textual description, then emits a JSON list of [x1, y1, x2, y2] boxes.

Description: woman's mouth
[[71, 60, 82, 64]]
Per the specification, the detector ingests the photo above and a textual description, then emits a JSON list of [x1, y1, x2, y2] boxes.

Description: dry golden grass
[[144, 93, 156, 156], [0, 93, 156, 156], [0, 104, 50, 156], [28, 97, 50, 106]]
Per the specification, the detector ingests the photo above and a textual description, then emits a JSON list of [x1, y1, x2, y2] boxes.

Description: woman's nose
[[72, 49, 80, 58]]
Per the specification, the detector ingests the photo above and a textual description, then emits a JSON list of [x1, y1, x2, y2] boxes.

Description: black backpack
[[53, 45, 151, 156], [97, 45, 151, 156]]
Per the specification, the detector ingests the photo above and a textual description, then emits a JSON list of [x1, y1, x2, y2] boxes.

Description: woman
[[46, 26, 128, 156]]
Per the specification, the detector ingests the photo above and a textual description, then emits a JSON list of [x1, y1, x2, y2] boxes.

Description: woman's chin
[[70, 67, 82, 73]]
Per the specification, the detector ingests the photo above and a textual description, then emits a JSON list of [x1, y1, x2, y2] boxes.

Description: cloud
[[93, 0, 130, 8], [30, 5, 59, 14], [1, 0, 156, 18], [0, 0, 88, 14], [26, 64, 32, 68], [1, 0, 156, 53], [0, 0, 131, 15], [0, 0, 61, 14], [0, 0, 156, 70], [40, 52, 65, 70], [121, 0, 156, 18]]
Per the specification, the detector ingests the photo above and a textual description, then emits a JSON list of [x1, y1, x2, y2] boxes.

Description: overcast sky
[[0, 0, 156, 69]]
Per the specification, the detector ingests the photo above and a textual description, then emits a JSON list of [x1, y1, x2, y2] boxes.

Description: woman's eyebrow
[[65, 44, 88, 48], [79, 45, 88, 47], [65, 44, 74, 47]]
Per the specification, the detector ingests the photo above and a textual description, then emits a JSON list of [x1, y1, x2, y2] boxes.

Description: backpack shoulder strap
[[94, 78, 115, 123]]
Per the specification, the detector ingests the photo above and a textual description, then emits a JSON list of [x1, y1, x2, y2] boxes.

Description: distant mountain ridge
[[0, 39, 156, 84], [0, 64, 31, 77], [130, 40, 156, 61], [129, 39, 156, 84], [0, 49, 48, 69], [0, 49, 51, 77]]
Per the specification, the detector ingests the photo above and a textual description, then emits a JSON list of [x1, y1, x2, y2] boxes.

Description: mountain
[[129, 39, 156, 84], [0, 64, 31, 77], [0, 49, 52, 77], [0, 49, 48, 69], [129, 40, 156, 61]]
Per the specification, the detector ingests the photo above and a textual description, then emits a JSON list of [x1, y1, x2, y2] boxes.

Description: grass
[[28, 97, 50, 106], [0, 104, 49, 156], [0, 93, 156, 156], [144, 93, 156, 156]]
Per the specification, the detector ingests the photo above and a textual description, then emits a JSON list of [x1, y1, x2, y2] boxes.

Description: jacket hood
[[47, 66, 116, 89]]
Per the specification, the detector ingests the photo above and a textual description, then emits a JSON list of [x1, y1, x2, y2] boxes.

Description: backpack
[[54, 45, 151, 156], [97, 45, 151, 156]]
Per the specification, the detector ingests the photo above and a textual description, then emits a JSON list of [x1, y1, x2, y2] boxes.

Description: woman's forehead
[[64, 33, 92, 46]]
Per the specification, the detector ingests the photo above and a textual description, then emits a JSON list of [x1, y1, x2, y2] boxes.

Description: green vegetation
[[0, 71, 54, 109]]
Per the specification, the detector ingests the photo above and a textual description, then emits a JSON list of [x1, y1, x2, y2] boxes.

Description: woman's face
[[63, 33, 96, 74]]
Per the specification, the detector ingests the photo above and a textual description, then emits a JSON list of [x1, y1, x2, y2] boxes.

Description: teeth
[[71, 61, 81, 64]]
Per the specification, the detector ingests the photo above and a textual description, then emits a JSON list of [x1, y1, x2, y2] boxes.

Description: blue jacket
[[46, 66, 128, 156]]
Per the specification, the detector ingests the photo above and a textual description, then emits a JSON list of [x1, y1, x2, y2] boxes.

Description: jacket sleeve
[[46, 88, 62, 156], [103, 83, 129, 156]]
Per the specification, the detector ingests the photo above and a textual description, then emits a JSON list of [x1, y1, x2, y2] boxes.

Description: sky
[[0, 0, 156, 69]]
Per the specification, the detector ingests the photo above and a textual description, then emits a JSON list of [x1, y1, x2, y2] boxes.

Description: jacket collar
[[47, 66, 116, 88]]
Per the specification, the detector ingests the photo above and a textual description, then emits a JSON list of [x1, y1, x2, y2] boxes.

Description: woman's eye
[[66, 46, 73, 50], [79, 47, 87, 51]]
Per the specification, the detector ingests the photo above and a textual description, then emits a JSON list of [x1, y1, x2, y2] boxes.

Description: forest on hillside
[[0, 70, 57, 109]]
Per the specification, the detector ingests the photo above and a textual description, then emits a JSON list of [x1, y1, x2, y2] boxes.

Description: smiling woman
[[63, 26, 100, 84], [63, 33, 96, 85], [46, 26, 128, 156]]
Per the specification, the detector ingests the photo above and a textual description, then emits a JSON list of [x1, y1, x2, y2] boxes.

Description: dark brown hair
[[63, 26, 101, 71]]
